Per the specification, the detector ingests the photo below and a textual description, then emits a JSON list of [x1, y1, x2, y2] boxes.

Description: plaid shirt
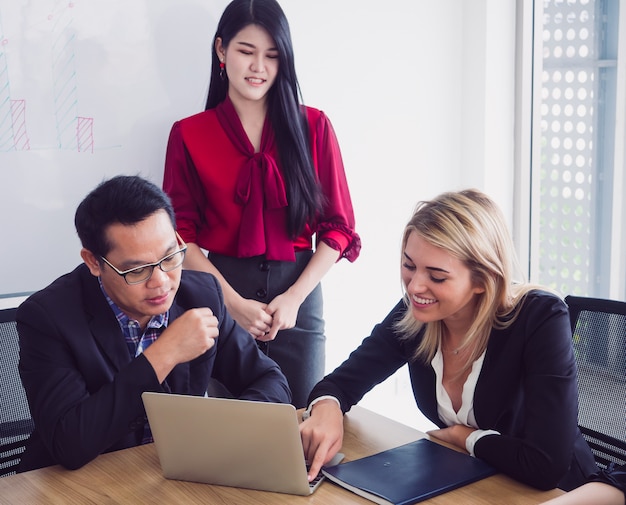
[[99, 278, 168, 443]]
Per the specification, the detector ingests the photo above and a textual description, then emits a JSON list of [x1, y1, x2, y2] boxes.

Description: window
[[526, 0, 626, 299]]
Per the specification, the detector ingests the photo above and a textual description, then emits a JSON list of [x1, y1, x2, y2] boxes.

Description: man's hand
[[143, 308, 218, 382], [299, 399, 344, 481]]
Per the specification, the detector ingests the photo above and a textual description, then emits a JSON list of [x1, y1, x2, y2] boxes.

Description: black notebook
[[321, 438, 496, 505]]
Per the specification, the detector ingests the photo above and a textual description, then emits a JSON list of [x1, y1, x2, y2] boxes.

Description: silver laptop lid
[[141, 392, 315, 496]]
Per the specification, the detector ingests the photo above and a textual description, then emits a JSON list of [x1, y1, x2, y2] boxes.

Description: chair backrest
[[0, 307, 34, 477], [565, 295, 626, 469]]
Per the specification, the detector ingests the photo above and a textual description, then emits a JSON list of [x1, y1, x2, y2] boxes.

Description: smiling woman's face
[[401, 231, 484, 329], [216, 23, 280, 107]]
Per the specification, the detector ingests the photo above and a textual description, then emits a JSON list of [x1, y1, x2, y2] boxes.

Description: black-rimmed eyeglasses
[[100, 232, 187, 285]]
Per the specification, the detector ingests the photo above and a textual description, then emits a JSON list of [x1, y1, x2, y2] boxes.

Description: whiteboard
[[0, 0, 230, 295]]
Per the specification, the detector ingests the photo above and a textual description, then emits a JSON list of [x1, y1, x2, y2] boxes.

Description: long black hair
[[206, 0, 323, 238]]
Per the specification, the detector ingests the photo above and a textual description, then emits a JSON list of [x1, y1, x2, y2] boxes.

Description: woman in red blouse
[[163, 0, 360, 408]]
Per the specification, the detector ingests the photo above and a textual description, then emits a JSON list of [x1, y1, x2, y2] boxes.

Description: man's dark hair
[[75, 175, 176, 258]]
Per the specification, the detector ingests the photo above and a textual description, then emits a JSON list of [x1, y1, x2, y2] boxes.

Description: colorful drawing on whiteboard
[[0, 13, 19, 152], [0, 1, 94, 153], [10, 99, 31, 151]]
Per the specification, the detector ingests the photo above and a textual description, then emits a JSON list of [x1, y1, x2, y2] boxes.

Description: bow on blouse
[[217, 99, 295, 261]]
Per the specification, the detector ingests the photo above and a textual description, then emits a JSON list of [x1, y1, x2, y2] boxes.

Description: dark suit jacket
[[308, 291, 597, 491], [17, 265, 291, 472]]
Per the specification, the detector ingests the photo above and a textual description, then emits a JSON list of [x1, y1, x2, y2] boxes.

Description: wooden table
[[0, 406, 564, 504]]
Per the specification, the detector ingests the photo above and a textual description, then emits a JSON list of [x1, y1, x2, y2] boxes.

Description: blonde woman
[[300, 189, 596, 491]]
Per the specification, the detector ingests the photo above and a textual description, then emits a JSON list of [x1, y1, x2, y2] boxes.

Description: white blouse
[[431, 348, 500, 456]]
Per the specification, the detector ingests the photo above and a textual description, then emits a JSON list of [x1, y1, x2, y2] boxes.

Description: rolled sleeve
[[308, 109, 361, 262]]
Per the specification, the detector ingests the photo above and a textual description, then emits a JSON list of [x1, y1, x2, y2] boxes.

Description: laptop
[[141, 392, 343, 496]]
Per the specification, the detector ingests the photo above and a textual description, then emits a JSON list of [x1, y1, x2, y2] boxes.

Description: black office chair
[[0, 307, 34, 477], [565, 295, 626, 470]]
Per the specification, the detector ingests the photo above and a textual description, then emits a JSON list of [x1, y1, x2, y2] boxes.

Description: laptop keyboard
[[305, 453, 344, 490], [306, 463, 324, 489]]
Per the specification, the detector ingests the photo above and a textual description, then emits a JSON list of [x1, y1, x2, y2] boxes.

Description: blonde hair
[[395, 189, 546, 373]]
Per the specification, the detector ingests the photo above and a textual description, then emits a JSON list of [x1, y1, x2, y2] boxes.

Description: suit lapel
[[168, 297, 184, 322], [162, 292, 191, 392], [80, 266, 132, 370]]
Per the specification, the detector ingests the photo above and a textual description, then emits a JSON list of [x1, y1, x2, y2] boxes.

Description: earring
[[219, 60, 226, 81]]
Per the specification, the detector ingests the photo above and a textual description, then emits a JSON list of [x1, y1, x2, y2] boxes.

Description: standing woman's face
[[215, 24, 279, 107]]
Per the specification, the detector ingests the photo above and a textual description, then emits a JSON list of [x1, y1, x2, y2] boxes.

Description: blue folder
[[321, 438, 496, 505]]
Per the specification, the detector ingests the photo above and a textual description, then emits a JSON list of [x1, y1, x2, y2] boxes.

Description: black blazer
[[17, 265, 291, 472], [309, 291, 597, 490]]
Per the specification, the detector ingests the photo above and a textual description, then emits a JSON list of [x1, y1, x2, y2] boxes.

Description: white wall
[[0, 0, 517, 429], [284, 0, 517, 427]]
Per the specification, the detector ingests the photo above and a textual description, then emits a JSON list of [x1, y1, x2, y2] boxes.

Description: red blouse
[[163, 97, 360, 263]]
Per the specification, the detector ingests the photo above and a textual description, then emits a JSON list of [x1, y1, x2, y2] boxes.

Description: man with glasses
[[16, 175, 291, 472]]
